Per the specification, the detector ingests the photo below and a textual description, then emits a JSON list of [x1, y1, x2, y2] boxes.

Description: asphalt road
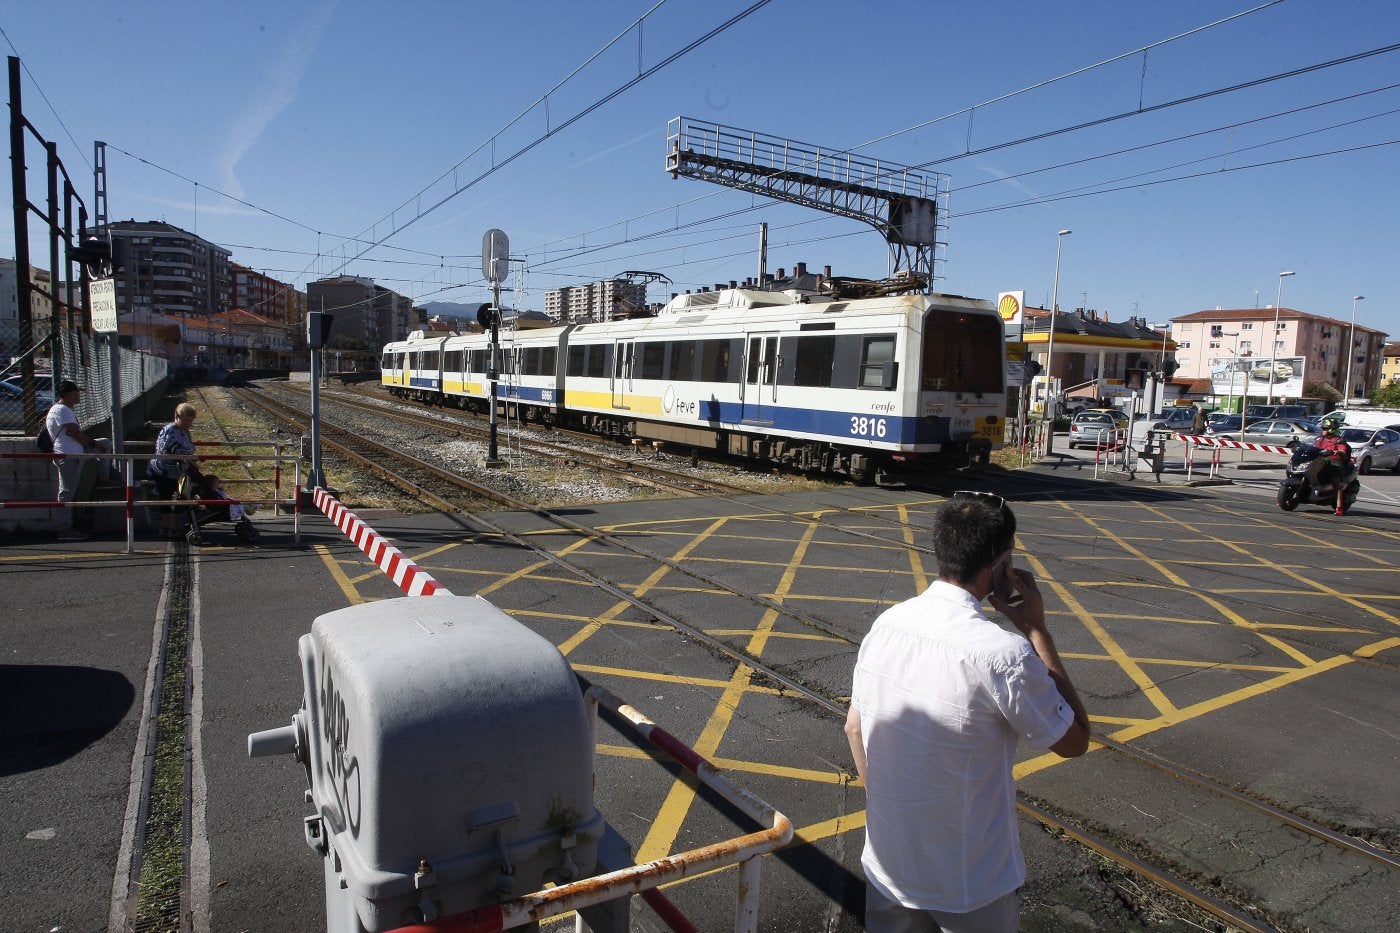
[[3, 462, 1397, 932]]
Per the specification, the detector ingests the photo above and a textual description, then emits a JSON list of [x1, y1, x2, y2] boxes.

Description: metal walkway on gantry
[[666, 116, 949, 288]]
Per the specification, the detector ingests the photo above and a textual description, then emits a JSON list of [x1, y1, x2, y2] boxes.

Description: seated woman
[[147, 402, 200, 538]]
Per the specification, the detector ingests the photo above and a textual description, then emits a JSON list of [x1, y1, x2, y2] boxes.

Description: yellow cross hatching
[[312, 490, 1400, 880]]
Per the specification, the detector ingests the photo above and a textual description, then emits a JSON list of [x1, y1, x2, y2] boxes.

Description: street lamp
[[1343, 295, 1364, 407], [1042, 229, 1071, 453], [1267, 270, 1295, 404]]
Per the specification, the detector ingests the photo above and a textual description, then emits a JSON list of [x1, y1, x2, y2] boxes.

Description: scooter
[[1276, 443, 1360, 513]]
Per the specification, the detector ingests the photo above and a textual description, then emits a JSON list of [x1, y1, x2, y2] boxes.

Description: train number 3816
[[850, 416, 888, 438]]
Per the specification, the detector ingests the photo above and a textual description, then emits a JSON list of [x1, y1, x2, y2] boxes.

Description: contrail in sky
[[217, 0, 336, 198]]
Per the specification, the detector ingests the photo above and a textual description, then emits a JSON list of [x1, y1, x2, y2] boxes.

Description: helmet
[[1320, 416, 1341, 434]]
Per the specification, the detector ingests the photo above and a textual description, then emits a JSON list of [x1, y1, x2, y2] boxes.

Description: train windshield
[[921, 311, 1004, 394]]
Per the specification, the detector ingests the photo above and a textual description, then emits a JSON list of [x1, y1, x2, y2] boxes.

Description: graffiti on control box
[[318, 661, 362, 837]]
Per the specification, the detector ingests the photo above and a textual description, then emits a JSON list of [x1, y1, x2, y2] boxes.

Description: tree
[[1371, 381, 1400, 408], [1304, 380, 1340, 403]]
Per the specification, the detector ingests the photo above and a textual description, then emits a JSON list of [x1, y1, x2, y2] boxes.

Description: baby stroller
[[185, 473, 260, 544]]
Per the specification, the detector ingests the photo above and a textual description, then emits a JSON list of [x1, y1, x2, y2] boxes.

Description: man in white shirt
[[845, 491, 1090, 932], [45, 379, 111, 540]]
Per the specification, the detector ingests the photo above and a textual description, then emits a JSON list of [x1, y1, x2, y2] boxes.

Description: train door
[[742, 333, 778, 423], [612, 339, 634, 408]]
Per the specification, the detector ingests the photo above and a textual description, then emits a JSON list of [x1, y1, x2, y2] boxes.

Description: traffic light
[[307, 310, 335, 349], [1025, 359, 1043, 377], [1162, 360, 1179, 379], [68, 236, 112, 276], [477, 303, 497, 330]]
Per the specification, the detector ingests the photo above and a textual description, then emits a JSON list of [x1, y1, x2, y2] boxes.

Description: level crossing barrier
[[0, 441, 302, 551], [307, 487, 793, 933], [1167, 433, 1293, 481]]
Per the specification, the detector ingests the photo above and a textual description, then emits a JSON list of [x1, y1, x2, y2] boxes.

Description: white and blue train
[[382, 286, 1007, 483]]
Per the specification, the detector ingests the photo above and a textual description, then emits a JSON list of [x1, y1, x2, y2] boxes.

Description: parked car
[[1205, 411, 1237, 431], [1338, 425, 1400, 474], [1068, 409, 1129, 449], [1244, 404, 1309, 420], [1210, 417, 1319, 448], [1148, 407, 1202, 433], [0, 378, 54, 430]]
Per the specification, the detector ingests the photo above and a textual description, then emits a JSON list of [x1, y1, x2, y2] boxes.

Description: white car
[[1338, 425, 1400, 474]]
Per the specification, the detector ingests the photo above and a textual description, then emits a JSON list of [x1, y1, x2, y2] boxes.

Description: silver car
[[1339, 425, 1400, 475], [1211, 418, 1318, 448]]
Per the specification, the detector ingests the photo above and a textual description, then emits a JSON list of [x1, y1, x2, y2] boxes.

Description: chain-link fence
[[1, 319, 169, 435]]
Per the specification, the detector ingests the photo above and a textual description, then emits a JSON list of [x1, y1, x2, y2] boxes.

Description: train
[[381, 285, 1007, 484]]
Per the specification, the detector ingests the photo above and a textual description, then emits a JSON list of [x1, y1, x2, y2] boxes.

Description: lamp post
[[1343, 295, 1364, 407], [1042, 229, 1071, 453], [1267, 270, 1295, 404]]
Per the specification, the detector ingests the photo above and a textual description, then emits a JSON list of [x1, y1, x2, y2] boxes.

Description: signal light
[[477, 303, 497, 330]]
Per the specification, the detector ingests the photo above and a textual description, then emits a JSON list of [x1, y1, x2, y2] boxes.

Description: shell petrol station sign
[[999, 291, 1028, 386], [997, 290, 1025, 342]]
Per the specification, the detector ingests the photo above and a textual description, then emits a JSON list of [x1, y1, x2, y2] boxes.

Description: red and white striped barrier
[[1170, 433, 1294, 455], [312, 486, 448, 597]]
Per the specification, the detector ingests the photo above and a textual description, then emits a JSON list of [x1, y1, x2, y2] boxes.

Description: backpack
[[36, 426, 54, 453]]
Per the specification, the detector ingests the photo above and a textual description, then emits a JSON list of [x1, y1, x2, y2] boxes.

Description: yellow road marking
[[635, 519, 821, 864]]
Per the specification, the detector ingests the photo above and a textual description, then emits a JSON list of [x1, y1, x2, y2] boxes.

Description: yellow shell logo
[[998, 294, 1021, 321]]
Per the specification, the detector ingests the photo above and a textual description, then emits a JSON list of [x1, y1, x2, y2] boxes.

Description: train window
[[669, 341, 695, 381], [470, 349, 486, 373], [699, 339, 736, 383], [922, 312, 1003, 394], [521, 348, 540, 375], [858, 335, 896, 389], [422, 351, 439, 370], [540, 346, 556, 374], [792, 334, 837, 387], [638, 342, 664, 379], [567, 346, 585, 376], [381, 353, 392, 369], [586, 344, 609, 378]]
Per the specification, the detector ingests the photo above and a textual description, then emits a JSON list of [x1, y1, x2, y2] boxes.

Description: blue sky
[[3, 0, 1397, 338]]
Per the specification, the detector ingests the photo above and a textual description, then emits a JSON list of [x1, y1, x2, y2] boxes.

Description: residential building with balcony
[[1381, 342, 1400, 388], [305, 276, 412, 352], [232, 263, 306, 333], [88, 221, 232, 319], [543, 277, 649, 323], [1165, 308, 1388, 402]]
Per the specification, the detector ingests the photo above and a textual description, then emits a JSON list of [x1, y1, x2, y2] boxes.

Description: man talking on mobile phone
[[845, 490, 1091, 932]]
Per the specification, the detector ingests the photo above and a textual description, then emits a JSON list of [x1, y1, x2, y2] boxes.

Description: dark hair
[[58, 379, 80, 395], [933, 496, 1017, 585]]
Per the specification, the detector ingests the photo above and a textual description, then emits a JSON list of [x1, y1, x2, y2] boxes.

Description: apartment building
[[543, 277, 649, 323], [1167, 308, 1388, 402], [89, 221, 232, 318], [1381, 342, 1400, 387], [232, 263, 306, 332], [305, 276, 413, 350]]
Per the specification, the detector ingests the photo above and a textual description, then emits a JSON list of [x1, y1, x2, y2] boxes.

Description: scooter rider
[[1315, 416, 1351, 515]]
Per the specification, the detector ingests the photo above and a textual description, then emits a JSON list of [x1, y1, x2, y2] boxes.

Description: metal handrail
[[385, 678, 791, 933]]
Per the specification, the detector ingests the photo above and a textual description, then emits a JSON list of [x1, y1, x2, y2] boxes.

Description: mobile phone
[[993, 556, 1025, 607]]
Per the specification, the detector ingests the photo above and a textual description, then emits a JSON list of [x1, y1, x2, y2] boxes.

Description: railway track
[[218, 383, 1399, 930]]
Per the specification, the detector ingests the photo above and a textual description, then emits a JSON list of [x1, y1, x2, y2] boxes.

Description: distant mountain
[[417, 301, 487, 318]]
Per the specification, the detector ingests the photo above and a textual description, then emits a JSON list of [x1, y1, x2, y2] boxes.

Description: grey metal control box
[[251, 596, 604, 932]]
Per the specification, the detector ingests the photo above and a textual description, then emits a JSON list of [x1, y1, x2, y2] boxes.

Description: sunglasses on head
[[953, 490, 1005, 510]]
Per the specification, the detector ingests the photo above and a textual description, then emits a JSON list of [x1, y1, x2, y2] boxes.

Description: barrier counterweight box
[[251, 596, 604, 932]]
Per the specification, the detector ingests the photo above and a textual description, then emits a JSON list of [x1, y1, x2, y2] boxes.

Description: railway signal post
[[481, 229, 510, 469]]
